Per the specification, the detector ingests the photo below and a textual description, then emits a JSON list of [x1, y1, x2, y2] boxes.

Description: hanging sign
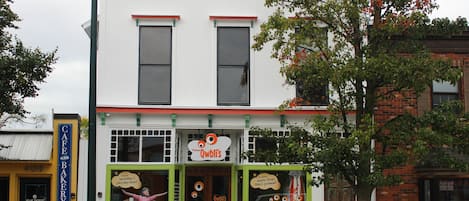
[[187, 133, 231, 161], [250, 173, 281, 190], [57, 124, 72, 201], [111, 171, 142, 189]]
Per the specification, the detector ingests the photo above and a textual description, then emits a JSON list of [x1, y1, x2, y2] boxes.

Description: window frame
[[110, 129, 173, 163], [431, 80, 460, 108], [138, 26, 173, 105], [294, 27, 329, 106], [216, 26, 251, 106]]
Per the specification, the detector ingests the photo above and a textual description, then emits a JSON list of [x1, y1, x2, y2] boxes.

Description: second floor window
[[295, 27, 329, 106], [432, 81, 459, 107], [296, 80, 329, 106], [138, 26, 172, 105], [217, 27, 250, 106]]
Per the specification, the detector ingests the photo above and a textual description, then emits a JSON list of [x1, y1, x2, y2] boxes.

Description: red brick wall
[[375, 87, 419, 201], [375, 53, 469, 201]]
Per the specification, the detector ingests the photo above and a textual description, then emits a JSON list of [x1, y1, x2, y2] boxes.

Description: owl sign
[[188, 133, 231, 161]]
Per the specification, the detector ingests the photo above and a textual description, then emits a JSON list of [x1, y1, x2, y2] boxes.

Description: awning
[[0, 134, 53, 160]]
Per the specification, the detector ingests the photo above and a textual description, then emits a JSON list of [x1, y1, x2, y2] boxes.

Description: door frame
[[19, 177, 50, 201], [185, 166, 232, 201]]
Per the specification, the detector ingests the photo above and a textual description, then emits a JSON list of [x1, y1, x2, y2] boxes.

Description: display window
[[249, 171, 306, 201], [110, 170, 169, 201]]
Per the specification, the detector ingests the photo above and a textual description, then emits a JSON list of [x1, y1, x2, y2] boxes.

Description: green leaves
[[252, 0, 468, 200], [0, 0, 57, 120]]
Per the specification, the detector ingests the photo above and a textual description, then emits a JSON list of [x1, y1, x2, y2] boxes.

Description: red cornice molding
[[209, 16, 258, 21], [96, 107, 348, 115], [131, 15, 181, 20]]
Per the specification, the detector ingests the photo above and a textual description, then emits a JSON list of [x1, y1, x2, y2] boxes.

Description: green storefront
[[105, 128, 311, 201]]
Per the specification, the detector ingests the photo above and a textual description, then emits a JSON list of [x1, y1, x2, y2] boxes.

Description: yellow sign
[[250, 173, 281, 190], [111, 171, 142, 189]]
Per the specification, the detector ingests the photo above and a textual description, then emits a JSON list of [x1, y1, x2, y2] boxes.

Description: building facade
[[93, 1, 351, 201], [0, 114, 80, 201], [375, 33, 469, 201]]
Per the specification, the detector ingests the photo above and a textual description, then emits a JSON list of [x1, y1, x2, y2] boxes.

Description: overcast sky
[[4, 0, 469, 129]]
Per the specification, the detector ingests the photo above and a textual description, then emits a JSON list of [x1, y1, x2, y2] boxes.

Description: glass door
[[186, 167, 231, 201], [19, 178, 50, 201], [0, 177, 8, 201]]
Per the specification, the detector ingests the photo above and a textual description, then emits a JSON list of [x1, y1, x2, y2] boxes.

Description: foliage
[[251, 0, 468, 200], [80, 116, 89, 138], [0, 0, 57, 127]]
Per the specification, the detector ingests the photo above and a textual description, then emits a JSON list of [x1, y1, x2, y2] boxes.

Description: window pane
[[218, 66, 249, 105], [139, 65, 171, 104], [142, 137, 164, 162], [432, 94, 459, 106], [118, 137, 139, 162], [433, 81, 458, 93], [296, 82, 328, 106], [110, 170, 168, 201], [249, 171, 306, 201], [140, 27, 171, 65], [218, 27, 250, 66]]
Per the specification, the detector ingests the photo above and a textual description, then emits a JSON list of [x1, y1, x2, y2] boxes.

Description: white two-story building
[[93, 1, 351, 201]]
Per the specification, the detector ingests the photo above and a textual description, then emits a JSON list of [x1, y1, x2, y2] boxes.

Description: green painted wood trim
[[100, 113, 106, 126], [168, 166, 176, 201], [241, 165, 305, 171], [244, 115, 251, 128], [280, 114, 286, 128], [243, 168, 249, 201], [180, 165, 186, 201], [208, 114, 213, 128], [306, 171, 312, 201], [237, 165, 309, 201], [136, 113, 141, 127], [106, 164, 176, 201], [171, 114, 177, 127], [231, 165, 238, 201]]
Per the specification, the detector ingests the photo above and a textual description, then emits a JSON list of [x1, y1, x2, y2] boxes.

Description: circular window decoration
[[194, 181, 205, 191], [273, 194, 280, 201], [197, 140, 206, 149], [191, 191, 198, 198], [205, 133, 218, 145]]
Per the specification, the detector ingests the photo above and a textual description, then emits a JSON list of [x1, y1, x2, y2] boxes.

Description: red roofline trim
[[96, 107, 355, 115], [209, 16, 258, 21], [131, 15, 181, 20]]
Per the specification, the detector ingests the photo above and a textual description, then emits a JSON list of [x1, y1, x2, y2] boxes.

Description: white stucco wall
[[97, 0, 294, 108]]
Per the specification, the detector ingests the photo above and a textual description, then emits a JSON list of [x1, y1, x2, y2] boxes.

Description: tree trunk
[[356, 185, 374, 201]]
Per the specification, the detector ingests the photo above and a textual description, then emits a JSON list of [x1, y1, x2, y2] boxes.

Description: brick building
[[375, 32, 469, 201]]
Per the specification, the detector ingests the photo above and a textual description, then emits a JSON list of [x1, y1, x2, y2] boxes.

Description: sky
[[4, 0, 469, 129]]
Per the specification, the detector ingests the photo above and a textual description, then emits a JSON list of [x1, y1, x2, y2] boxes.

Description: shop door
[[19, 178, 50, 201], [186, 166, 231, 201], [0, 177, 8, 201]]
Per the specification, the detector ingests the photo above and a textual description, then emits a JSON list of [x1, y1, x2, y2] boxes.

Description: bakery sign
[[188, 133, 231, 161], [58, 124, 72, 201]]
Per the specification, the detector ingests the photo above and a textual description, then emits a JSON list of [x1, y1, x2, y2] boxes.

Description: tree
[[0, 0, 57, 128], [80, 116, 89, 138], [251, 0, 468, 201]]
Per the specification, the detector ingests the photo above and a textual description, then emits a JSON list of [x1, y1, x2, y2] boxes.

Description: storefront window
[[0, 177, 8, 201], [249, 171, 305, 201], [247, 130, 290, 163], [110, 129, 172, 163], [110, 170, 168, 201], [419, 178, 469, 201], [19, 178, 49, 201]]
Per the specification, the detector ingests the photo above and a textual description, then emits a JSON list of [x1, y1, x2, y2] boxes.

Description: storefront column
[[10, 173, 16, 201], [243, 168, 249, 201], [169, 166, 176, 201]]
